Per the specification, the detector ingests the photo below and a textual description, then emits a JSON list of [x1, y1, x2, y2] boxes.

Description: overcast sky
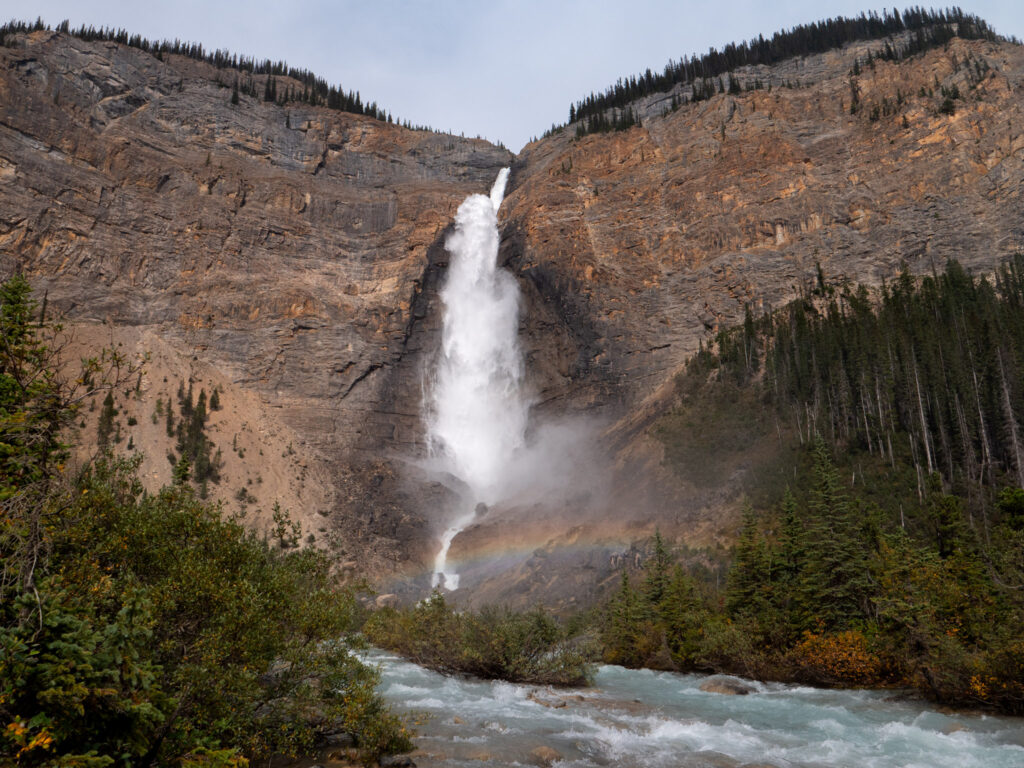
[[6, 1, 1023, 151]]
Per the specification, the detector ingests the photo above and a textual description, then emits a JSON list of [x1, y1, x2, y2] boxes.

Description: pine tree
[[660, 565, 704, 668], [927, 481, 970, 559], [800, 440, 874, 630], [725, 502, 771, 618], [97, 391, 116, 448], [603, 572, 651, 667], [642, 530, 673, 606], [776, 488, 805, 586], [172, 454, 191, 485]]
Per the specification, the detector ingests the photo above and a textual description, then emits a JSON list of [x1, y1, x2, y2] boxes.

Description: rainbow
[[371, 519, 649, 594]]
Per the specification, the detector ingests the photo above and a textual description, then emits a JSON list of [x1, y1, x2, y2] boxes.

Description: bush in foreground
[[365, 592, 591, 687], [2, 457, 413, 766]]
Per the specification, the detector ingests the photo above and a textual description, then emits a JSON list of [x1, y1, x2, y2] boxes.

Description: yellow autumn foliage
[[789, 629, 883, 686]]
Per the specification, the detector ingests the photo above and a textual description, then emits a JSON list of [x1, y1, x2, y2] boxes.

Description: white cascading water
[[426, 168, 527, 590]]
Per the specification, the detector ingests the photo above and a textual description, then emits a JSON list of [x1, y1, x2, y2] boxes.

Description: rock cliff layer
[[504, 35, 1024, 416]]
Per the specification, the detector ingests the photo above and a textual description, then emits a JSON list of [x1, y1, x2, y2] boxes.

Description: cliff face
[[503, 35, 1024, 415], [0, 29, 512, 571], [3, 29, 1024, 602]]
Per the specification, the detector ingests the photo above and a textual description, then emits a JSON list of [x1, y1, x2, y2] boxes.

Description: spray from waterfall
[[425, 168, 525, 590]]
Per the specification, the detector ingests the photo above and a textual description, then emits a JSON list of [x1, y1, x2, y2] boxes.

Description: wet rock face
[[4, 29, 1024, 594]]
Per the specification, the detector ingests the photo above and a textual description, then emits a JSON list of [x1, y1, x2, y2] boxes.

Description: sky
[[5, 1, 1023, 151]]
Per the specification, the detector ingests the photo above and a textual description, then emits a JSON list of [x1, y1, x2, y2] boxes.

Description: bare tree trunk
[[912, 356, 935, 475], [875, 373, 892, 464], [967, 347, 993, 485], [861, 383, 874, 454], [954, 393, 977, 486], [909, 434, 924, 502], [998, 351, 1024, 487]]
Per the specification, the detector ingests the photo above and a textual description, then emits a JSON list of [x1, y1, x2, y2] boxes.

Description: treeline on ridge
[[567, 6, 1007, 137], [0, 17, 436, 131], [711, 256, 1024, 500]]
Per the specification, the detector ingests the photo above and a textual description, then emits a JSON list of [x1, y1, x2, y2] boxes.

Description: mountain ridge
[[2, 19, 1023, 603]]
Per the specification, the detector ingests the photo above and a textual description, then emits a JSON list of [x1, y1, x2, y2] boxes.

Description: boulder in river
[[699, 676, 757, 695], [529, 746, 563, 766], [528, 690, 568, 708]]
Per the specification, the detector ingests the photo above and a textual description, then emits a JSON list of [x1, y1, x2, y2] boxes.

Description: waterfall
[[426, 168, 526, 590]]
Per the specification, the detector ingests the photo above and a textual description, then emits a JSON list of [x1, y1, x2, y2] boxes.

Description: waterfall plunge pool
[[365, 649, 1024, 768]]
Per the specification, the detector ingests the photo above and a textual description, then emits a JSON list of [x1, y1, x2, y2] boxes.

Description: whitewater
[[369, 649, 1024, 768]]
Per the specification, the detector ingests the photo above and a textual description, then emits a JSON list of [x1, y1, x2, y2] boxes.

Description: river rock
[[327, 748, 360, 763], [528, 690, 568, 708], [529, 746, 563, 766], [699, 676, 757, 695], [317, 728, 355, 748], [321, 729, 355, 747], [378, 756, 416, 767]]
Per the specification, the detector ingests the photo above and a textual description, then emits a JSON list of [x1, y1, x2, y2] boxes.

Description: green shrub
[[365, 592, 590, 687], [2, 457, 413, 765]]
